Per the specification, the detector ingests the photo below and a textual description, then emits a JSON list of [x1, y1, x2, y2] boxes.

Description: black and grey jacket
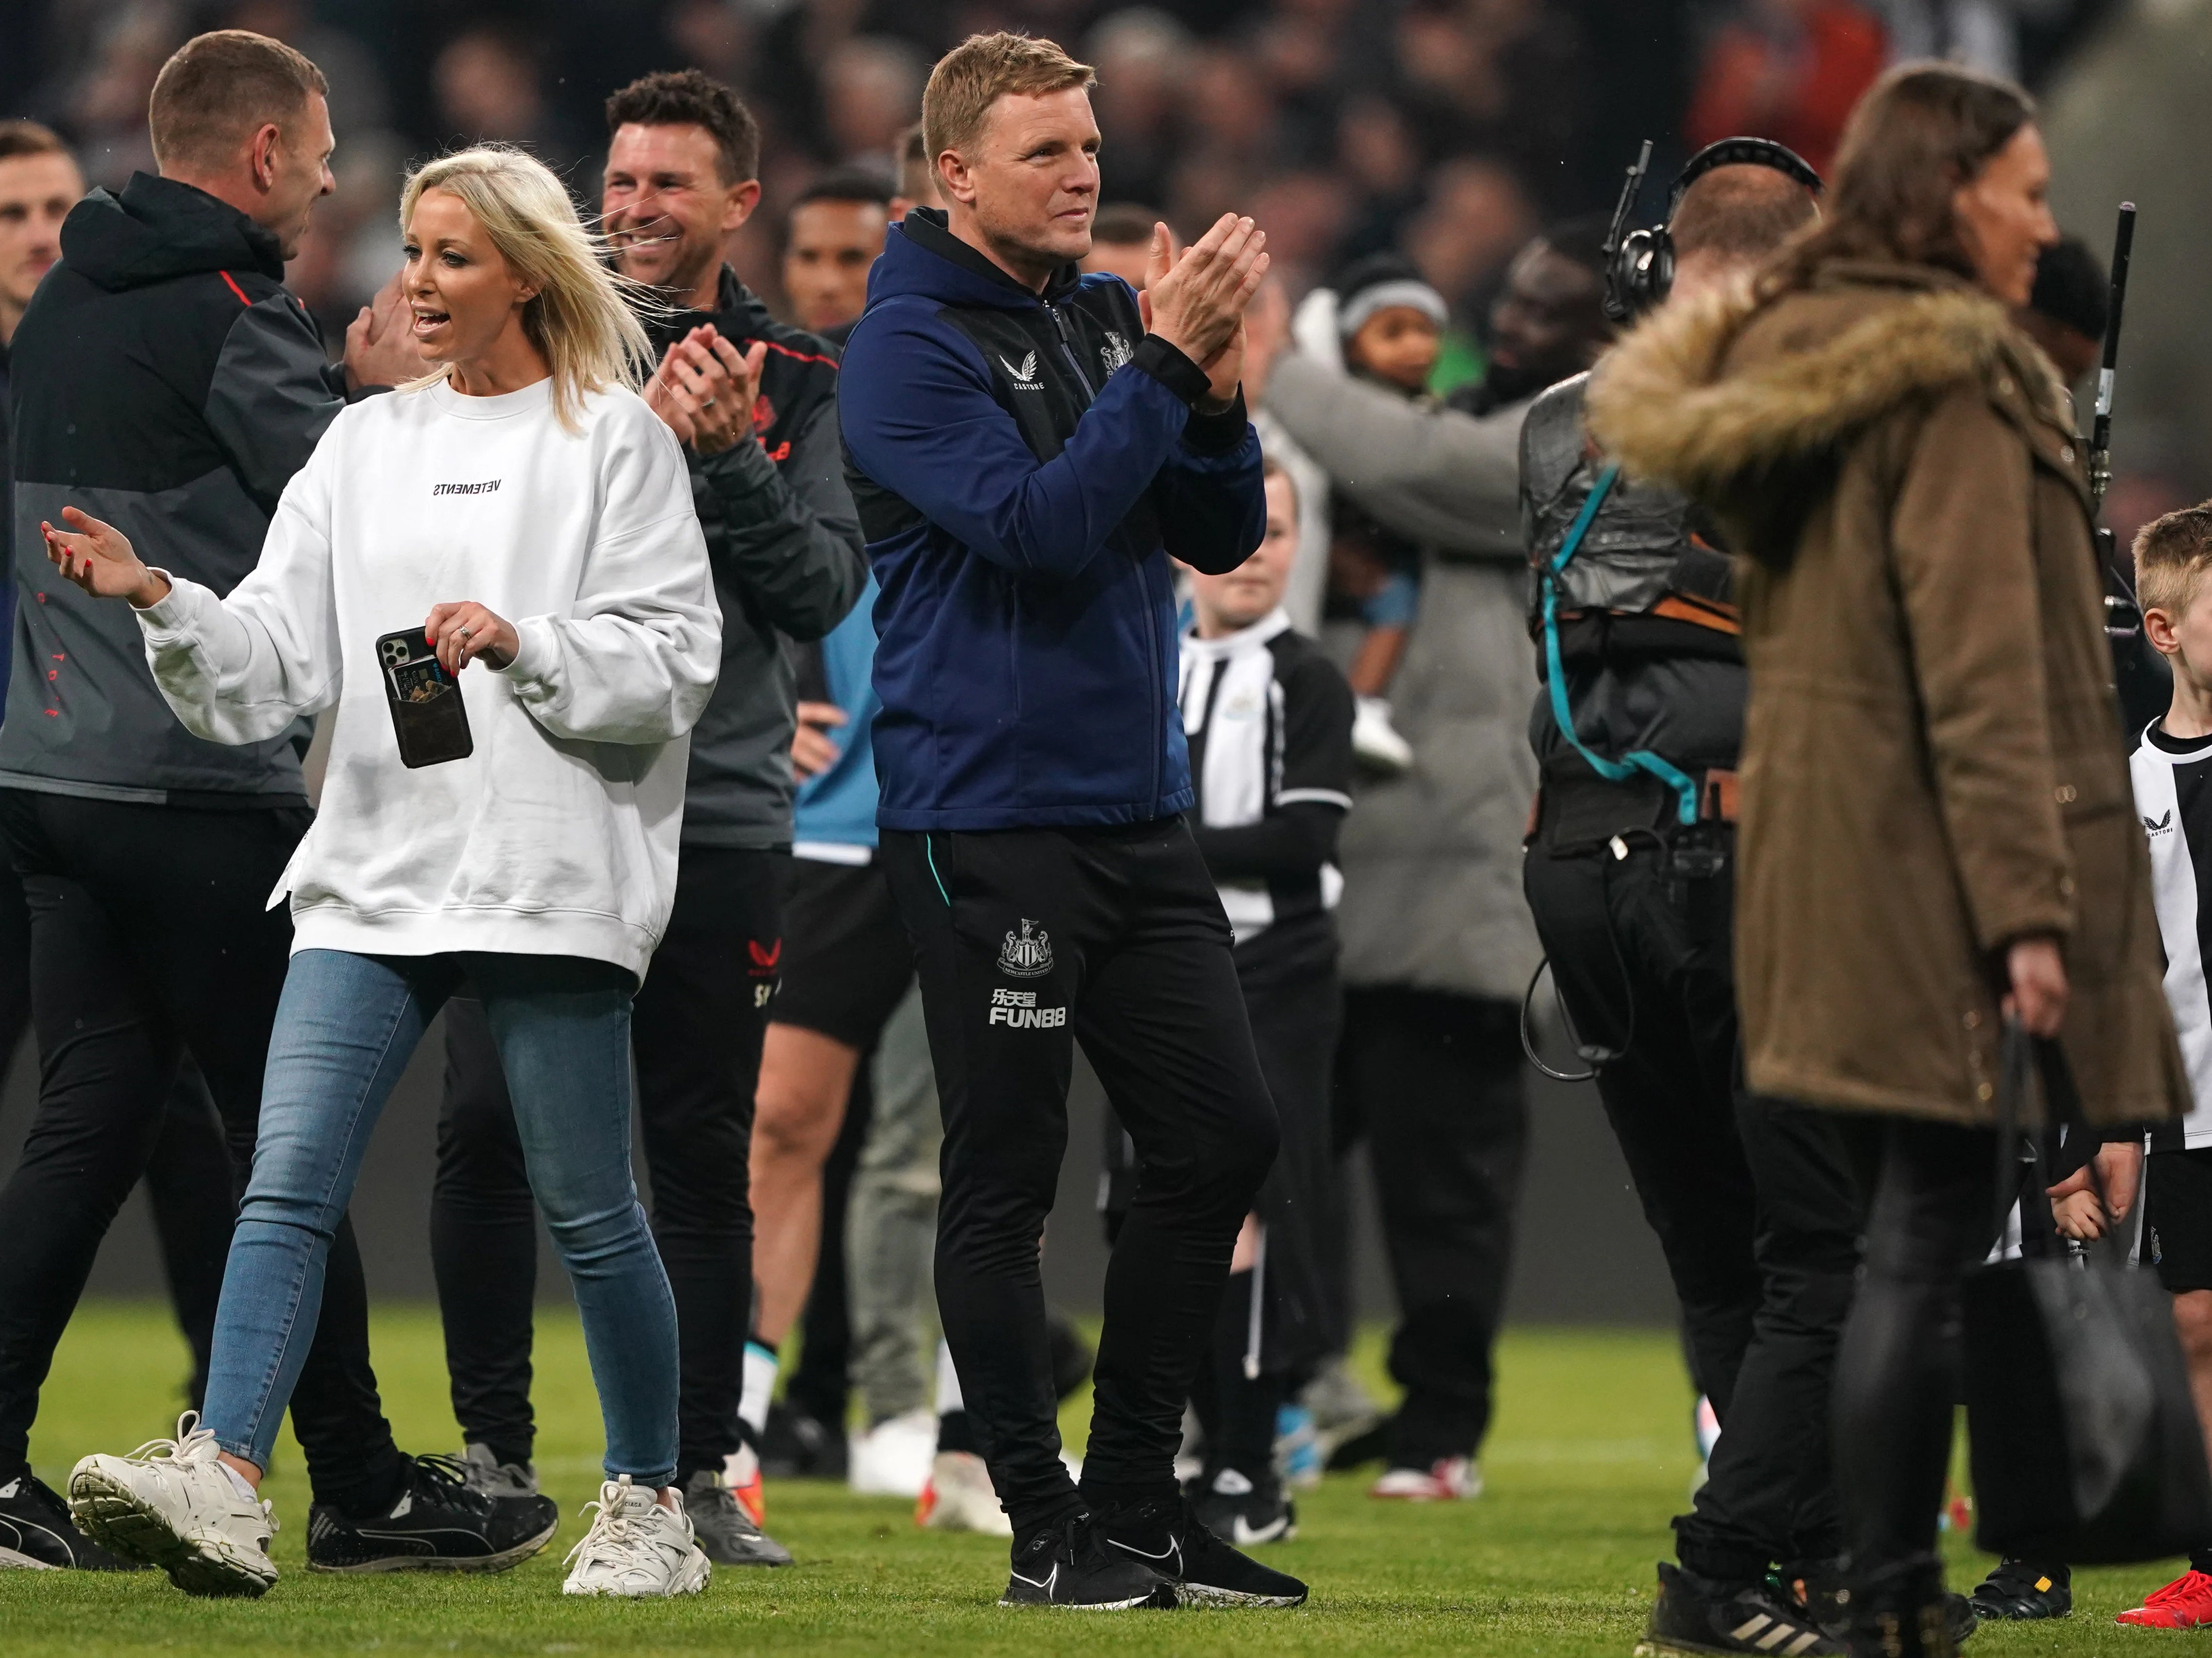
[[1519, 371, 1745, 821], [5, 173, 347, 803], [1179, 609, 1354, 971], [655, 268, 865, 849]]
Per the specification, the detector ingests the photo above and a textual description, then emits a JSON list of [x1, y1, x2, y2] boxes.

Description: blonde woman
[[48, 146, 723, 1601]]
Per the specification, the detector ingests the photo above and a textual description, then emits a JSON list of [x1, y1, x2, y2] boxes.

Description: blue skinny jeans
[[201, 949, 678, 1489]]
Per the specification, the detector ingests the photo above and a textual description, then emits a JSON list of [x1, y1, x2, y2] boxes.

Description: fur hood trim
[[1586, 279, 2026, 499]]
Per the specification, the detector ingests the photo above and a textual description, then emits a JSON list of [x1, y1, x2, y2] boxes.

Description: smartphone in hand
[[376, 629, 473, 768]]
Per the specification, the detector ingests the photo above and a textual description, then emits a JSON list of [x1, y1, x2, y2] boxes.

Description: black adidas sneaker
[[1096, 1493, 1307, 1608], [1000, 1509, 1176, 1608], [1969, 1559, 2071, 1621], [1637, 1561, 1841, 1657], [306, 1454, 556, 1573], [0, 1470, 143, 1570]]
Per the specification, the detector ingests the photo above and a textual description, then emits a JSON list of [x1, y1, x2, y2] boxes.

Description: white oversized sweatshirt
[[132, 376, 721, 980]]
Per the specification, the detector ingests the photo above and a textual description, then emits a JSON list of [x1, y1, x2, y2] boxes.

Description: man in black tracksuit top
[[1100, 467, 1356, 1547], [1518, 161, 1861, 1652], [428, 70, 866, 1566], [0, 32, 529, 1572], [839, 33, 1301, 1611]]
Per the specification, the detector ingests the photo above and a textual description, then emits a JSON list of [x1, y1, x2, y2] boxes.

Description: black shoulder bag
[[1960, 1023, 2212, 1563]]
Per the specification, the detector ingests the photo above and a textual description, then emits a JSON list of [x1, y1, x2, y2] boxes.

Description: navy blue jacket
[[838, 209, 1264, 831]]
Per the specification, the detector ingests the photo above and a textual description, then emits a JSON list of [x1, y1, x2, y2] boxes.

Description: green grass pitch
[[0, 1302, 2186, 1654]]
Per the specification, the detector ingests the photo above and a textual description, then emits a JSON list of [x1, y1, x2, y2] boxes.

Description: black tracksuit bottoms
[[879, 818, 1278, 1534], [1333, 985, 1528, 1466], [430, 845, 786, 1482], [1523, 832, 1861, 1579], [0, 792, 406, 1513]]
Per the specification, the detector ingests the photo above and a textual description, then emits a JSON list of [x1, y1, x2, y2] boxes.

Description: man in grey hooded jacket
[[1243, 221, 1612, 1495]]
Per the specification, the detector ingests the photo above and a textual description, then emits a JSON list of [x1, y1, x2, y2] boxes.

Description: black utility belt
[[1527, 759, 1738, 856]]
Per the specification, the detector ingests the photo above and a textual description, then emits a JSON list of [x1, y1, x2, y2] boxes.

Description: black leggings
[[1831, 1116, 2003, 1581]]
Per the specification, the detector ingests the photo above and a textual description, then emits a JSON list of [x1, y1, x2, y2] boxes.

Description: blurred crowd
[[4, 0, 2116, 385]]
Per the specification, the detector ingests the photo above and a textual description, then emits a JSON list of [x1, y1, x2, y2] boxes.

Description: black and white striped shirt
[[1179, 609, 1355, 959], [2130, 720, 2212, 1152]]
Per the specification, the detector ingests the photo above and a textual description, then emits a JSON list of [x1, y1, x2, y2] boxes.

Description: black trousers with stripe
[[880, 818, 1278, 1535]]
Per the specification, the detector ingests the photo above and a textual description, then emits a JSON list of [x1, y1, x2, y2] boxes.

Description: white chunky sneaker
[[561, 1476, 709, 1598], [848, 1408, 937, 1498], [1351, 696, 1415, 773], [914, 1450, 1012, 1535], [68, 1413, 277, 1597]]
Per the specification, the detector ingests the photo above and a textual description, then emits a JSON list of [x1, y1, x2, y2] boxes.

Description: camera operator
[[1520, 150, 1870, 1656], [1591, 63, 2186, 1655]]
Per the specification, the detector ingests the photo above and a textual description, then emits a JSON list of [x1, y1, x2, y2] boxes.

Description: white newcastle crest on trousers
[[1100, 331, 1133, 373], [998, 919, 1054, 978]]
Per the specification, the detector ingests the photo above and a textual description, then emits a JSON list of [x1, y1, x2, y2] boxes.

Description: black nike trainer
[[1000, 1509, 1177, 1608], [1096, 1493, 1308, 1608], [305, 1453, 557, 1573], [0, 1470, 143, 1570], [1189, 1467, 1298, 1546]]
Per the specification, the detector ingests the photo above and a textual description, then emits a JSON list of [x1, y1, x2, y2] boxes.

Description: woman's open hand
[[425, 602, 518, 673], [42, 507, 169, 607]]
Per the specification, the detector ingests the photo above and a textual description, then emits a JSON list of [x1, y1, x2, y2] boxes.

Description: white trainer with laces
[[914, 1449, 1012, 1535], [67, 1413, 278, 1597], [561, 1476, 710, 1598]]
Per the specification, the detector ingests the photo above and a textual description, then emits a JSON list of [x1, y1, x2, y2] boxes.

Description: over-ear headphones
[[1601, 136, 1824, 322]]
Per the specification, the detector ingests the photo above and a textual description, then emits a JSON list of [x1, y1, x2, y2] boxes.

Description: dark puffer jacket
[[5, 172, 346, 803]]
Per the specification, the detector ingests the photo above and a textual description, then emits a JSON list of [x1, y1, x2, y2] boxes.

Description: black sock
[[329, 1446, 413, 1520], [937, 1407, 979, 1457], [2191, 1548, 2212, 1578]]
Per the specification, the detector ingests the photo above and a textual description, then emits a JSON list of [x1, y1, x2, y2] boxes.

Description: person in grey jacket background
[[1242, 220, 1613, 1499]]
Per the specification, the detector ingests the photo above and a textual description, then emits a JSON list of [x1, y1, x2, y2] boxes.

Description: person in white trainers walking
[[53, 144, 719, 1601]]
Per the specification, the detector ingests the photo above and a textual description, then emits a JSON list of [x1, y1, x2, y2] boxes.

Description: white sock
[[740, 1340, 778, 1437], [219, 1462, 260, 1503], [934, 1338, 963, 1414]]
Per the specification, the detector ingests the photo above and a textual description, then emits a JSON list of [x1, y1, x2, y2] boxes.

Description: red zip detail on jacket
[[218, 271, 252, 305]]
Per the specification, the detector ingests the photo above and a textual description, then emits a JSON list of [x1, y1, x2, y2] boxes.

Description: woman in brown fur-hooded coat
[[1588, 63, 2183, 1648]]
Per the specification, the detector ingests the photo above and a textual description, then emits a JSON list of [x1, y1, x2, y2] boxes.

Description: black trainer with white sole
[[1097, 1494, 1308, 1608], [0, 1472, 143, 1571], [682, 1469, 793, 1566], [1000, 1509, 1177, 1609], [306, 1454, 556, 1573], [1189, 1468, 1298, 1547], [1637, 1561, 1841, 1657]]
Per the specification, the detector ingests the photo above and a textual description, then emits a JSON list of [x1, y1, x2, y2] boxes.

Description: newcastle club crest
[[998, 918, 1054, 978], [1100, 330, 1134, 374]]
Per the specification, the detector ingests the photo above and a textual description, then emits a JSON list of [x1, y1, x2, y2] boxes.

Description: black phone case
[[376, 629, 473, 768]]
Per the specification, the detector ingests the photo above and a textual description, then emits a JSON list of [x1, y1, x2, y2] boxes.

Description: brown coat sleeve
[[1887, 384, 2076, 951]]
